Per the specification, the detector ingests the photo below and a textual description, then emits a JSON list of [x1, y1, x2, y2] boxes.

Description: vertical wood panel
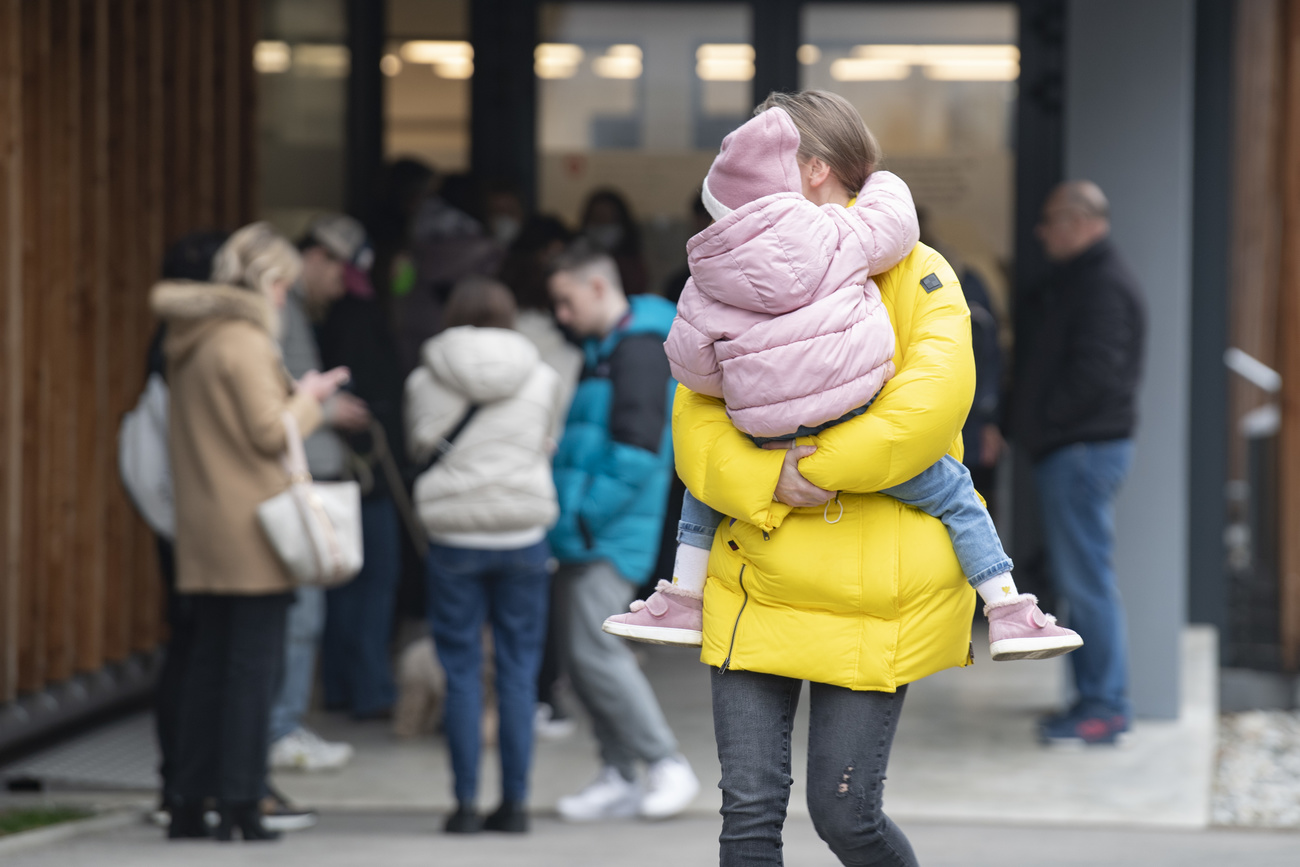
[[1278, 0, 1300, 670], [18, 0, 51, 694], [196, 0, 217, 226], [0, 0, 24, 703], [1229, 0, 1284, 485], [239, 0, 258, 220], [1, 0, 258, 709], [73, 0, 107, 674], [42, 0, 79, 684]]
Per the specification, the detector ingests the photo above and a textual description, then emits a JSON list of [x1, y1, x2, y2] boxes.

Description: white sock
[[671, 544, 710, 597], [976, 573, 1019, 605]]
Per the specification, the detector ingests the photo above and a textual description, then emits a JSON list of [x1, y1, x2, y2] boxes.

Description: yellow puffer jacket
[[674, 242, 977, 691]]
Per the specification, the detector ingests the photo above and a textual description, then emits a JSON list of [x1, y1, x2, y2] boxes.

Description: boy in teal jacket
[[546, 243, 699, 822]]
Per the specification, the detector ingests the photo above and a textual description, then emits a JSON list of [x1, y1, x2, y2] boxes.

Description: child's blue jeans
[[679, 454, 1012, 589]]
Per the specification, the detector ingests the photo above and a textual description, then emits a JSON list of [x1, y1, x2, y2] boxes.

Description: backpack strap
[[422, 404, 479, 473]]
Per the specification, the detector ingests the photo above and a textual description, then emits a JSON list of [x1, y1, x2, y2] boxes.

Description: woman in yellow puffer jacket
[[674, 240, 977, 866]]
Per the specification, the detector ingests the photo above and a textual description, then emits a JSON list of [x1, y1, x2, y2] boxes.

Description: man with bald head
[[1014, 181, 1146, 746]]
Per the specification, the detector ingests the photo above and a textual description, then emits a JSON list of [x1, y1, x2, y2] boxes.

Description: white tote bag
[[118, 373, 175, 539], [257, 411, 363, 587]]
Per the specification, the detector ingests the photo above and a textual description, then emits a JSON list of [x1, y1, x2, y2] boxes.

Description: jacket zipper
[[719, 565, 748, 673]]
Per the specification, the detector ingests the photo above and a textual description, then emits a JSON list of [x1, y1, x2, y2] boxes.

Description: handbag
[[257, 411, 364, 587], [118, 372, 175, 539]]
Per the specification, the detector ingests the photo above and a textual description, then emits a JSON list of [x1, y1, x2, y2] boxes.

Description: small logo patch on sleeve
[[921, 273, 943, 293]]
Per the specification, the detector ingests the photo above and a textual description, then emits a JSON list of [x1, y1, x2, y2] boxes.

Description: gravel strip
[[1214, 710, 1300, 827]]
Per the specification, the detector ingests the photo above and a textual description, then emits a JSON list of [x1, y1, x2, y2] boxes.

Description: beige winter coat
[[405, 326, 562, 547], [151, 281, 323, 595]]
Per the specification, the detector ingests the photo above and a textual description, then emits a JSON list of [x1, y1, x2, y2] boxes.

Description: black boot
[[483, 800, 528, 833], [215, 801, 281, 842], [443, 802, 482, 834], [165, 799, 210, 840]]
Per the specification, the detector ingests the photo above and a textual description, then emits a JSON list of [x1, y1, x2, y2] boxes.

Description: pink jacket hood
[[666, 114, 918, 438]]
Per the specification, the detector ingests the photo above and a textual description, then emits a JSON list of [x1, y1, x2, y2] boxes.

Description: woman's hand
[[297, 366, 350, 402], [763, 442, 836, 507]]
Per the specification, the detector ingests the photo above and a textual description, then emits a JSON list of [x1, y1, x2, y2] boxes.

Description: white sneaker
[[639, 755, 699, 819], [269, 727, 355, 772], [534, 703, 577, 741], [557, 766, 641, 822]]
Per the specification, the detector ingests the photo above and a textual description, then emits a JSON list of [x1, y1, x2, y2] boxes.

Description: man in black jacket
[[1014, 181, 1146, 746]]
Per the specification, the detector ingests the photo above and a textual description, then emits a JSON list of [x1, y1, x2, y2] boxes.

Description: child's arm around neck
[[843, 171, 920, 278]]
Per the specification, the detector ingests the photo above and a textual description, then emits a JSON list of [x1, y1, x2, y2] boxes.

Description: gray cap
[[306, 213, 374, 271]]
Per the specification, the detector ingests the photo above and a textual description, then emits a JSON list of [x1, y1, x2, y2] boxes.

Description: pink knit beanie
[[701, 108, 803, 221]]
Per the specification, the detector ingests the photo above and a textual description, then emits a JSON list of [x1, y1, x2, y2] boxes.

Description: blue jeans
[[679, 455, 1012, 589], [1034, 439, 1134, 718], [426, 540, 551, 805], [269, 585, 325, 743], [713, 668, 917, 867], [322, 497, 401, 717]]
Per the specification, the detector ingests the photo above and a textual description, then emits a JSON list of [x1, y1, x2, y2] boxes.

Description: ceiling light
[[400, 40, 473, 65], [593, 44, 642, 79], [797, 44, 821, 65], [844, 44, 1019, 81], [253, 40, 291, 74], [536, 43, 583, 79], [697, 44, 754, 62], [292, 44, 350, 77], [380, 53, 402, 76], [923, 60, 1019, 81], [697, 58, 753, 81], [434, 57, 474, 79], [829, 57, 911, 81]]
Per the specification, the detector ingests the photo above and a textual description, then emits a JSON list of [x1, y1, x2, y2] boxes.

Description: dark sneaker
[[444, 804, 482, 834], [261, 785, 319, 832], [483, 800, 528, 833], [1039, 707, 1129, 746]]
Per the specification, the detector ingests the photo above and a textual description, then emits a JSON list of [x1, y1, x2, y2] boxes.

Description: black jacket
[[1012, 239, 1146, 459], [316, 293, 407, 498]]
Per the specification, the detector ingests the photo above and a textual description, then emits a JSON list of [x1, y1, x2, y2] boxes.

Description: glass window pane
[[537, 2, 751, 295], [802, 3, 1018, 307], [258, 0, 349, 234], [385, 0, 471, 172]]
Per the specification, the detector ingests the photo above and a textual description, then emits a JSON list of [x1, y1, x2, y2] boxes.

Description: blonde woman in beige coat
[[150, 223, 348, 843]]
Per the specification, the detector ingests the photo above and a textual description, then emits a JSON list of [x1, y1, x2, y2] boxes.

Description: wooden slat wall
[[0, 0, 258, 705], [1278, 0, 1300, 671]]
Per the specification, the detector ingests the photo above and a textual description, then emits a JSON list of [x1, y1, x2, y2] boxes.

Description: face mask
[[492, 216, 522, 247], [586, 224, 624, 252]]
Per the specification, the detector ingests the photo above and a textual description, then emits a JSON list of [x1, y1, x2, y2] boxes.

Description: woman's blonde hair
[[755, 90, 882, 195], [211, 222, 302, 297]]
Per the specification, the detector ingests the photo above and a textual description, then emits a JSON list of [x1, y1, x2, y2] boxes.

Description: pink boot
[[602, 581, 703, 647], [986, 594, 1083, 661]]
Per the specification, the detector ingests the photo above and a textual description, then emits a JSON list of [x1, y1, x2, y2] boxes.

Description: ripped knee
[[836, 764, 855, 797]]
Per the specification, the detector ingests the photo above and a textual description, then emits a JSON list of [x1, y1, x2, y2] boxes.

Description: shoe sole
[[990, 634, 1083, 661], [601, 621, 702, 647]]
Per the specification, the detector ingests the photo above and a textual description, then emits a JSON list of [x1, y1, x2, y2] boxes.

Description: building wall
[[0, 0, 257, 730], [1064, 0, 1196, 718]]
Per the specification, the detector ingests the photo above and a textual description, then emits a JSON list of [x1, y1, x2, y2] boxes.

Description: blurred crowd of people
[[131, 157, 705, 842]]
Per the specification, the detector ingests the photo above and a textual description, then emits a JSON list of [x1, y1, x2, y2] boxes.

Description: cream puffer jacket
[[405, 326, 563, 546]]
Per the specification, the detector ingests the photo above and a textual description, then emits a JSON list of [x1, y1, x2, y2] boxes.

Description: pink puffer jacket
[[665, 108, 918, 439]]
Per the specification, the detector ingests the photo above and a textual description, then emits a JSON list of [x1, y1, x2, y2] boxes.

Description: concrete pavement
[[2, 812, 1299, 866]]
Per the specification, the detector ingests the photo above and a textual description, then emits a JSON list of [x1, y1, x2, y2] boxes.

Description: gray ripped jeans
[[712, 668, 917, 867]]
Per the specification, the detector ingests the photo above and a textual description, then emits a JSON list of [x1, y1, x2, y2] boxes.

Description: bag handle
[[280, 411, 312, 484]]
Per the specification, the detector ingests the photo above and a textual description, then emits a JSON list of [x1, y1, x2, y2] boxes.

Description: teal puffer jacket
[[549, 294, 677, 582]]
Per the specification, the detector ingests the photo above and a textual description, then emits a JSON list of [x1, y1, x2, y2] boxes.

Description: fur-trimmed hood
[[150, 280, 279, 366]]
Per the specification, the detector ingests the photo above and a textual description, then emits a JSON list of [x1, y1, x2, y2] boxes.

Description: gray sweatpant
[[556, 559, 679, 780]]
